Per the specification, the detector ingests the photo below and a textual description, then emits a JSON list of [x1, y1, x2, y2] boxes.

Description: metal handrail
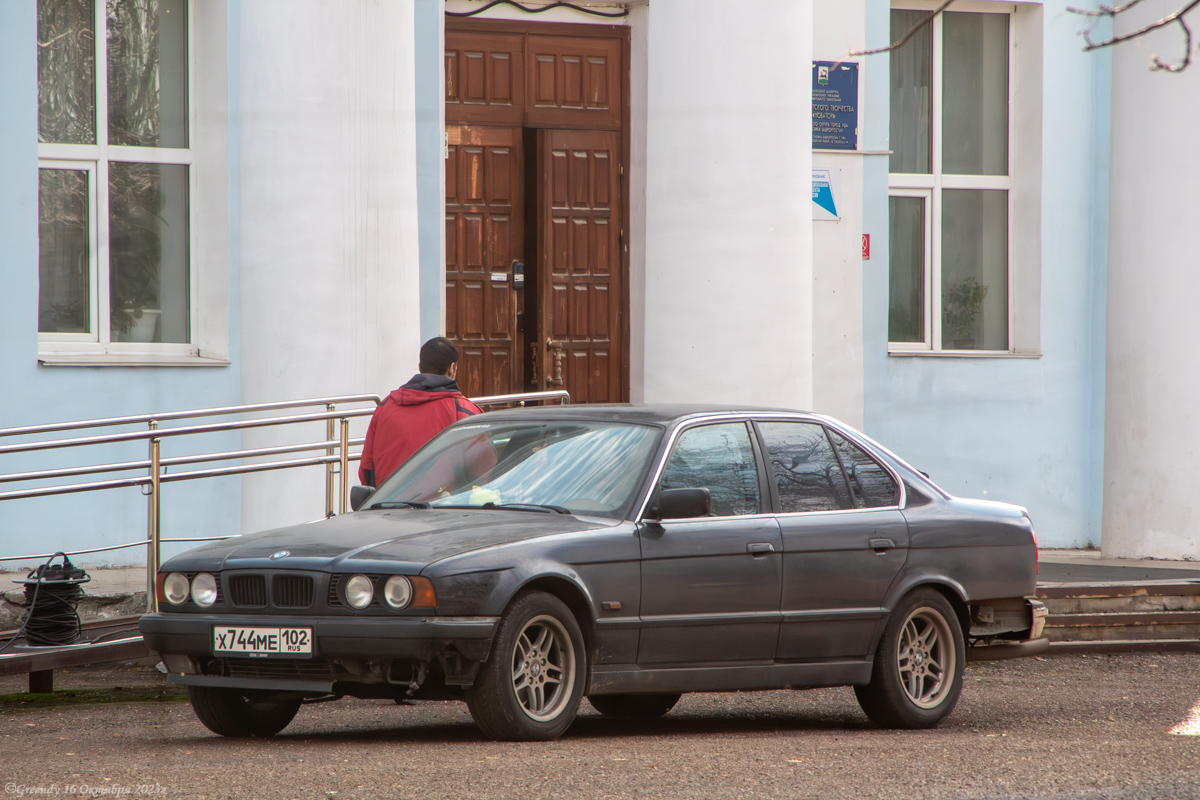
[[0, 389, 570, 606], [0, 394, 386, 439]]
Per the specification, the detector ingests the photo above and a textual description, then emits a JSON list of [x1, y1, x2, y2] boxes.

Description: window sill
[[888, 350, 1042, 359], [39, 352, 231, 367]]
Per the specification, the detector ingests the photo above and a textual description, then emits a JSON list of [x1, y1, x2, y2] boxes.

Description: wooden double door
[[444, 21, 627, 404]]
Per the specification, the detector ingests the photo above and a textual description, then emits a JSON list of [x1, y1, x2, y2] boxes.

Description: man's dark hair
[[419, 337, 460, 376]]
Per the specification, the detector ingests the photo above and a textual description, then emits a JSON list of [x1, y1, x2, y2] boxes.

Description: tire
[[588, 693, 681, 719], [466, 591, 586, 741], [854, 588, 965, 729], [186, 685, 302, 737]]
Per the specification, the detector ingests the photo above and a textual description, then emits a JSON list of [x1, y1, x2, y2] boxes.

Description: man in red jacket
[[358, 337, 484, 486]]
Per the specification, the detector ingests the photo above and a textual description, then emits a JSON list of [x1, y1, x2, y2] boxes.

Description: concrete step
[[1036, 582, 1200, 647]]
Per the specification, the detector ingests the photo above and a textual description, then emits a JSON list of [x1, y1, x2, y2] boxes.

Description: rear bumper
[[965, 599, 1049, 661], [140, 612, 498, 662]]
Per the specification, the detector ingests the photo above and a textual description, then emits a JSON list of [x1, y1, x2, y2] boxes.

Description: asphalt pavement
[[3, 653, 1200, 799]]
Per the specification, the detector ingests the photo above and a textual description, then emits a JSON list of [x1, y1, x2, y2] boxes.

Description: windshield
[[370, 420, 662, 519]]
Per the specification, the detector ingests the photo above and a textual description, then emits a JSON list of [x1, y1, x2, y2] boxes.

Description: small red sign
[[862, 233, 870, 260]]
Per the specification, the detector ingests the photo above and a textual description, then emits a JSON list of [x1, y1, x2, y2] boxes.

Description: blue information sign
[[812, 61, 859, 150]]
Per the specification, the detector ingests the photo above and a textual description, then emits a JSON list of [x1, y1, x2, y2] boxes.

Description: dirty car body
[[140, 405, 1047, 740]]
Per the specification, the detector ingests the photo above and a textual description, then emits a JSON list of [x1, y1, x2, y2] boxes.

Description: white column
[[238, 1, 421, 531], [1103, 2, 1200, 559], [641, 0, 814, 408]]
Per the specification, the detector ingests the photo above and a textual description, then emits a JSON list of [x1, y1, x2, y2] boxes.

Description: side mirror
[[350, 485, 374, 512], [646, 487, 711, 521]]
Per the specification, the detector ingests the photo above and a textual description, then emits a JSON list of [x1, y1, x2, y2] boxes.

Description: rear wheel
[[466, 591, 586, 741], [854, 588, 964, 729], [588, 693, 681, 719], [186, 685, 302, 737]]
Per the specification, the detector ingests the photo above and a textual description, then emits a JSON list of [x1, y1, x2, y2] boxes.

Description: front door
[[444, 20, 628, 402], [637, 422, 783, 666]]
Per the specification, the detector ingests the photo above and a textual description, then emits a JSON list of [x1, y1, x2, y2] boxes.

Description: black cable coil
[[19, 556, 90, 647]]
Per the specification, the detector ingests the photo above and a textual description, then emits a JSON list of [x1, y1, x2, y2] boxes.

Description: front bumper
[[140, 612, 498, 663]]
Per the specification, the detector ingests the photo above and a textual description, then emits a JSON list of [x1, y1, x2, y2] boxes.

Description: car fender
[[874, 569, 970, 651], [483, 559, 599, 620]]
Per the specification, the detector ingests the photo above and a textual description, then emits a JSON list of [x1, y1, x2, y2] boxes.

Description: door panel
[[445, 125, 524, 397], [526, 35, 622, 129], [776, 510, 910, 661], [537, 129, 620, 403], [445, 31, 524, 126], [754, 420, 910, 661], [638, 422, 782, 665]]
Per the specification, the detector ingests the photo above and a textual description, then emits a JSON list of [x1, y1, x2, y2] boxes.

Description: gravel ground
[[2, 653, 1199, 799]]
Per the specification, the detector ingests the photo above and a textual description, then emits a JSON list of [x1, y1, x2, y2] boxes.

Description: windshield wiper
[[368, 500, 431, 510], [483, 502, 571, 515]]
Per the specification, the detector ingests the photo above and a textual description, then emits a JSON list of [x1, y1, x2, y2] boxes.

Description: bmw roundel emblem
[[269, 550, 290, 560]]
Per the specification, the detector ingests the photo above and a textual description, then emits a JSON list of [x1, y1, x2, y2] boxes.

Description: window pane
[[107, 0, 188, 148], [942, 12, 1008, 175], [759, 422, 852, 513], [660, 423, 761, 517], [889, 9, 931, 174], [942, 189, 1007, 351], [109, 162, 189, 342], [888, 196, 926, 343], [827, 431, 899, 509], [39, 169, 91, 333], [38, 0, 96, 144]]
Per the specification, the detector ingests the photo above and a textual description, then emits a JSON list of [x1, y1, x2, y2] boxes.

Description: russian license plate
[[213, 626, 313, 657]]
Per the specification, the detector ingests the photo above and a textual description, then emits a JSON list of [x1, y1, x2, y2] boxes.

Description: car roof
[[470, 403, 815, 426]]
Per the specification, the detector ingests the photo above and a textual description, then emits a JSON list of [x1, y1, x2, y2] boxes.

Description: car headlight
[[383, 576, 413, 609], [345, 574, 374, 609], [191, 573, 218, 607], [163, 573, 190, 606]]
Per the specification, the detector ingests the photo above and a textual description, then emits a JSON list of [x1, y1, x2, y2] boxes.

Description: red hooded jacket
[[358, 374, 482, 486]]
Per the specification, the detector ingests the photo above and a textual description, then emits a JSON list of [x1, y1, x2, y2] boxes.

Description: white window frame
[[888, 0, 1035, 356], [37, 0, 199, 361]]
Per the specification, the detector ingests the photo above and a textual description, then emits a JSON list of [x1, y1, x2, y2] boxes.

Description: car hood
[[160, 508, 614, 573]]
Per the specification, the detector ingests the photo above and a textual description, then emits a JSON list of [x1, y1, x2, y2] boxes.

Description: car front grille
[[222, 658, 334, 681], [227, 574, 268, 608], [272, 574, 314, 608]]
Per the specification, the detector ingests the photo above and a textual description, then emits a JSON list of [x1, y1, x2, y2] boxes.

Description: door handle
[[870, 538, 896, 552], [545, 338, 564, 386], [747, 542, 775, 556]]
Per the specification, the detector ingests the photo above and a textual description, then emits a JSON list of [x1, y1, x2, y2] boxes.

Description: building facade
[[0, 0, 1194, 566]]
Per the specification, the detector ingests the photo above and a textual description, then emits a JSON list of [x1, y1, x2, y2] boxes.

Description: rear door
[[637, 421, 782, 666], [755, 420, 909, 662]]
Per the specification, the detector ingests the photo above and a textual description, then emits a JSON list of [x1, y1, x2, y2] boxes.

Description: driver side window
[[659, 423, 762, 516]]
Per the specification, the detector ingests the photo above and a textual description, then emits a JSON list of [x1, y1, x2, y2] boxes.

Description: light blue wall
[[415, 0, 444, 343], [862, 2, 1111, 548], [0, 3, 243, 568]]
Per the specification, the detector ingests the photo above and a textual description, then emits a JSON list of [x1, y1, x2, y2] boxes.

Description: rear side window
[[827, 430, 899, 508], [659, 422, 762, 516], [758, 422, 853, 512]]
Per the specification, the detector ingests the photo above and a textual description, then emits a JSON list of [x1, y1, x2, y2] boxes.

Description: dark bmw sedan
[[140, 405, 1047, 741]]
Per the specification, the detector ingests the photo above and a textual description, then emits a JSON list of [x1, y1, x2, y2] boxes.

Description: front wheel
[[186, 686, 302, 737], [854, 588, 965, 729], [466, 591, 586, 741]]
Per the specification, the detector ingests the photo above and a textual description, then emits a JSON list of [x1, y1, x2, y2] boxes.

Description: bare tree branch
[[848, 0, 956, 57], [1068, 0, 1200, 72]]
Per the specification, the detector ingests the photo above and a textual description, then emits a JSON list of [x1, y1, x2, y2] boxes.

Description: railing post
[[324, 404, 336, 518], [339, 418, 350, 514], [146, 421, 161, 613]]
